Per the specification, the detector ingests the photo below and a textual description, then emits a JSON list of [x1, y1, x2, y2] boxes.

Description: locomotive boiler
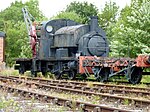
[[15, 8, 150, 84]]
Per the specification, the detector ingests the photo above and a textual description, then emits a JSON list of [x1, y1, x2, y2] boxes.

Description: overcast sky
[[0, 0, 131, 18]]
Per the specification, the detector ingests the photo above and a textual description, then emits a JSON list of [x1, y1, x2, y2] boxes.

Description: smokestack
[[90, 16, 98, 32]]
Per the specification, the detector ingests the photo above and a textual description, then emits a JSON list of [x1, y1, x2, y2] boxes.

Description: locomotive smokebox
[[90, 16, 98, 32]]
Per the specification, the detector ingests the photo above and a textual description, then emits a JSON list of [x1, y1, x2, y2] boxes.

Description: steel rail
[[0, 76, 149, 107], [0, 83, 134, 112], [7, 75, 150, 93]]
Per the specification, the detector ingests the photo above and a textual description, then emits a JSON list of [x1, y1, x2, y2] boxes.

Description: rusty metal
[[0, 76, 150, 107], [35, 81, 150, 96], [8, 75, 150, 91], [136, 55, 150, 67], [79, 55, 150, 84], [0, 83, 133, 112], [6, 75, 150, 94]]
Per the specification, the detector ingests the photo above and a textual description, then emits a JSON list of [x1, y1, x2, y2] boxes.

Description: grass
[[0, 68, 19, 76], [0, 92, 23, 112], [44, 72, 55, 79], [135, 83, 147, 88], [123, 99, 129, 105], [87, 81, 94, 88], [91, 95, 101, 104], [0, 66, 149, 89], [0, 69, 149, 111], [141, 75, 150, 83], [0, 67, 55, 79]]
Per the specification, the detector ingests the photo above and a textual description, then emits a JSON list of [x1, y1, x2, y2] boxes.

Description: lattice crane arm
[[22, 7, 37, 57], [22, 8, 35, 36]]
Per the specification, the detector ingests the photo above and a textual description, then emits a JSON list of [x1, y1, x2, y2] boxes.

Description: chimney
[[90, 16, 98, 32]]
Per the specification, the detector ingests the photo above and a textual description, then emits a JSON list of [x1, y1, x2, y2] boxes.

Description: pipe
[[90, 16, 98, 32]]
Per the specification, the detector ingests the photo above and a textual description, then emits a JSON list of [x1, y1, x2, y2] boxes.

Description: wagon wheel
[[41, 69, 47, 76], [81, 74, 87, 80], [41, 67, 46, 76], [31, 71, 37, 77], [19, 67, 25, 75], [42, 71, 46, 76], [97, 68, 110, 82], [67, 70, 76, 80], [54, 71, 62, 79], [19, 63, 25, 75], [128, 67, 142, 84]]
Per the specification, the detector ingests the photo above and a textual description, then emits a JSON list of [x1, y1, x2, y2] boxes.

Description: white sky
[[0, 0, 131, 18]]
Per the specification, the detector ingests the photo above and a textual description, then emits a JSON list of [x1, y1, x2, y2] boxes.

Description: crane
[[22, 7, 37, 57]]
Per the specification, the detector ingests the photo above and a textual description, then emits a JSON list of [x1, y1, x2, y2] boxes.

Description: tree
[[66, 1, 99, 23], [96, 1, 119, 55], [52, 11, 82, 23], [109, 0, 150, 57], [0, 0, 45, 66], [98, 1, 119, 29], [0, 0, 44, 22]]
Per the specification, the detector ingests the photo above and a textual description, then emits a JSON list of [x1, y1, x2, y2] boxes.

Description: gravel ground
[[0, 81, 149, 112], [0, 90, 71, 112]]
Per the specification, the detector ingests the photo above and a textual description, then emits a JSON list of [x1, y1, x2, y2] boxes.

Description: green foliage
[[66, 1, 99, 23], [0, 68, 19, 76], [0, 98, 14, 109], [52, 11, 82, 23], [141, 75, 150, 83], [0, 0, 45, 66], [109, 0, 150, 57], [123, 99, 129, 105], [0, 0, 44, 22], [0, 0, 149, 67], [97, 2, 119, 57], [98, 1, 119, 29], [23, 0, 45, 21], [120, 6, 132, 25], [3, 21, 32, 65]]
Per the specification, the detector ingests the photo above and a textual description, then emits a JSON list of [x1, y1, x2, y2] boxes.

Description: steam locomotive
[[15, 15, 109, 78], [15, 8, 150, 84]]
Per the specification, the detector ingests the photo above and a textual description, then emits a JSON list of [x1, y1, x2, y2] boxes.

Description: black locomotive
[[15, 15, 109, 79]]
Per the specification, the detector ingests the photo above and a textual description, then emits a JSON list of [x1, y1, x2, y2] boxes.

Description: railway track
[[9, 75, 150, 94], [0, 89, 67, 112], [0, 75, 149, 111], [0, 77, 132, 112], [78, 78, 150, 86]]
